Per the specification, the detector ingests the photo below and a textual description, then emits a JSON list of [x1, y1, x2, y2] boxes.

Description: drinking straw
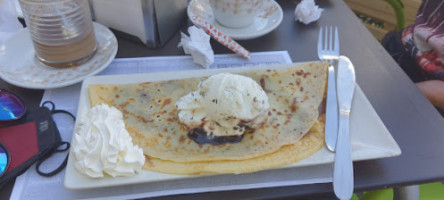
[[191, 16, 251, 59]]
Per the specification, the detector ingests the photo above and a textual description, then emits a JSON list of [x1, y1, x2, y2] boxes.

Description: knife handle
[[333, 109, 354, 200]]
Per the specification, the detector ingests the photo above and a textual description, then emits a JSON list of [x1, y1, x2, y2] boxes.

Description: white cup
[[209, 0, 263, 28]]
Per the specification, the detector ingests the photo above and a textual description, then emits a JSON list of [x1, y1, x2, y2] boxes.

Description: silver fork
[[317, 26, 340, 152]]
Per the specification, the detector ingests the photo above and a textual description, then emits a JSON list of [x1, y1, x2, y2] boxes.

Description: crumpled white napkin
[[0, 0, 23, 45], [294, 0, 324, 25], [178, 26, 214, 68]]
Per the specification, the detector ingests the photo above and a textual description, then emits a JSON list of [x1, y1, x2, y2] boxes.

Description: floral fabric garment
[[402, 0, 444, 80]]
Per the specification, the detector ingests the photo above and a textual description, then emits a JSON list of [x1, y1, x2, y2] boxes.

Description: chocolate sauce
[[319, 96, 326, 115], [188, 128, 243, 145]]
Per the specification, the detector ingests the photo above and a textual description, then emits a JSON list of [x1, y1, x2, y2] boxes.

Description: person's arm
[[416, 80, 444, 109]]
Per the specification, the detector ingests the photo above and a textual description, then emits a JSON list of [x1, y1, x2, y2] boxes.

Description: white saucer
[[187, 0, 283, 40], [0, 22, 118, 89]]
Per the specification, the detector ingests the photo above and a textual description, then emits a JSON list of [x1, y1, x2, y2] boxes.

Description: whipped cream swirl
[[73, 104, 145, 178]]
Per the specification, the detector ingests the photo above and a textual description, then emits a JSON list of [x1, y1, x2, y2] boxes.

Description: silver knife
[[333, 56, 355, 200]]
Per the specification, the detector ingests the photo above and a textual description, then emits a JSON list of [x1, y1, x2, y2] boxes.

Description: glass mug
[[19, 0, 97, 68]]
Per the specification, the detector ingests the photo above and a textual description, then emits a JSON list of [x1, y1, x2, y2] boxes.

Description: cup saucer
[[0, 22, 118, 89], [187, 0, 283, 40]]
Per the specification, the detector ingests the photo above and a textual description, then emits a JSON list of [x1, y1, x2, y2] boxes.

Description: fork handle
[[325, 65, 338, 151]]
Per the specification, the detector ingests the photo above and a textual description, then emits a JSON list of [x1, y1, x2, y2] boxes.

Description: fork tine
[[329, 26, 333, 51], [318, 27, 323, 54], [334, 26, 339, 54], [324, 26, 328, 52]]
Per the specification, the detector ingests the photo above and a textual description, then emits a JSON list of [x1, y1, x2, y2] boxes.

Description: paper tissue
[[294, 0, 323, 25], [178, 26, 214, 68], [90, 0, 187, 48]]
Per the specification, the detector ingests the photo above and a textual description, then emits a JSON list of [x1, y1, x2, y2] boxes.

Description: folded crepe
[[88, 62, 328, 174]]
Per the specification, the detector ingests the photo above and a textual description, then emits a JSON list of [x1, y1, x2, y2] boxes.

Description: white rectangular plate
[[64, 63, 401, 190]]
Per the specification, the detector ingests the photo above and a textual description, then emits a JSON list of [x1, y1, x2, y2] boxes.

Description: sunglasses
[[0, 89, 27, 178], [0, 143, 10, 178], [0, 89, 27, 122]]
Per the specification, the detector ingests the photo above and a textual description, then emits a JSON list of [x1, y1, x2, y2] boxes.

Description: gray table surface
[[2, 0, 444, 199]]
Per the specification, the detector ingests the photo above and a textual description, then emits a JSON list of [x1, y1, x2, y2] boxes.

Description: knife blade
[[333, 56, 355, 200]]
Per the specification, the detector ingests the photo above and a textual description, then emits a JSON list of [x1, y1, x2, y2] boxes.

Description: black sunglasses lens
[[0, 144, 9, 177], [0, 90, 26, 121]]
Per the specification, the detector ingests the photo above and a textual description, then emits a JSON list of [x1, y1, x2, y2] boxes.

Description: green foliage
[[357, 14, 385, 28]]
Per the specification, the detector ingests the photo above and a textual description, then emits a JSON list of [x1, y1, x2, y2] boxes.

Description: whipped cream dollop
[[294, 0, 324, 25], [178, 26, 214, 68], [176, 73, 269, 137], [73, 104, 145, 178]]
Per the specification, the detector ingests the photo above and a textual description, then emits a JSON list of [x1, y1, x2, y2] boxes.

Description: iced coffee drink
[[20, 0, 97, 68]]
